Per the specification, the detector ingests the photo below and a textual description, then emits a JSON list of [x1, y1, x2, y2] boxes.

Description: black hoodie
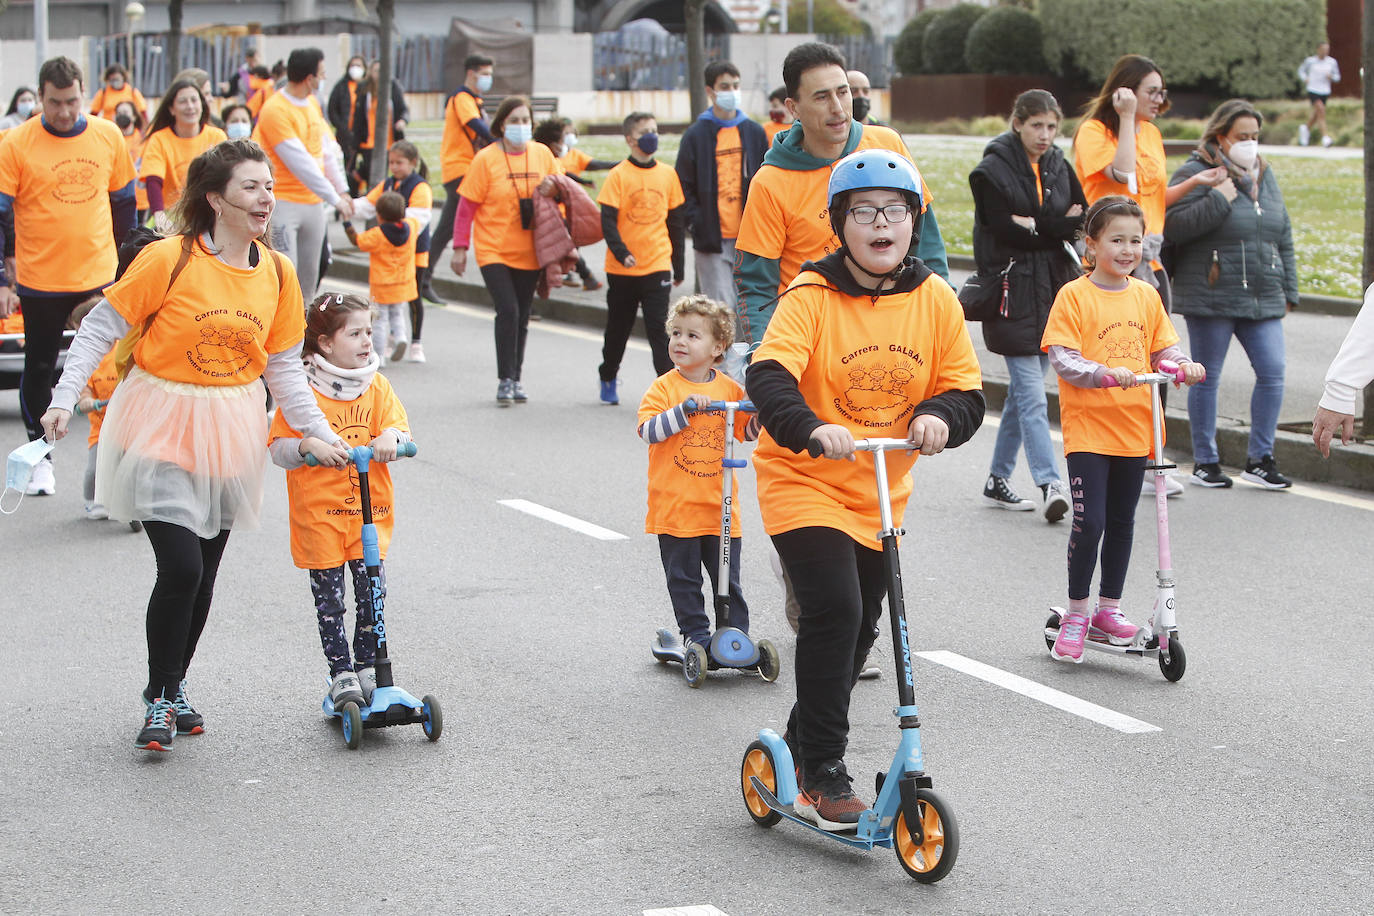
[[745, 250, 985, 453]]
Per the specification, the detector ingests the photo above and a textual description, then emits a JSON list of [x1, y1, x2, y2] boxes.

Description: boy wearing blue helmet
[[745, 149, 984, 831]]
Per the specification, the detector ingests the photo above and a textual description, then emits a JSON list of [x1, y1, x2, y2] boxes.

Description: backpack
[[112, 228, 285, 379]]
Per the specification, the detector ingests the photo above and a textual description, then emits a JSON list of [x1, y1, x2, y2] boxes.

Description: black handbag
[[958, 258, 1015, 322]]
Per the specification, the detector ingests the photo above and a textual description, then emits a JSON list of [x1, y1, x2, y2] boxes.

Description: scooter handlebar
[[1098, 358, 1200, 388], [305, 440, 418, 467], [75, 399, 109, 415], [688, 399, 756, 414], [806, 436, 914, 459]]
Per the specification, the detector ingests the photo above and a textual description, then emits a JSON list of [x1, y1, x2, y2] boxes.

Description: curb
[[329, 252, 1374, 492]]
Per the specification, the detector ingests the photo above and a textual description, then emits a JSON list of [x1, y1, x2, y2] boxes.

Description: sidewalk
[[324, 217, 1374, 492]]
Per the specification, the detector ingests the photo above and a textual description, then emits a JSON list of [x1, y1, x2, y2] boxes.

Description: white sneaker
[[327, 671, 364, 710], [391, 339, 408, 361], [26, 458, 55, 496], [1322, 135, 1334, 148], [356, 666, 377, 704], [83, 501, 108, 520], [1143, 474, 1185, 498], [406, 341, 426, 363], [1299, 123, 1310, 146]]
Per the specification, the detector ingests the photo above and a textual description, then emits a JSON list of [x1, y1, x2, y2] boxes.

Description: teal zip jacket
[[735, 120, 948, 348]]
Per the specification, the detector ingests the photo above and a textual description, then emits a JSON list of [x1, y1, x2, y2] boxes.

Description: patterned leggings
[[309, 561, 383, 678]]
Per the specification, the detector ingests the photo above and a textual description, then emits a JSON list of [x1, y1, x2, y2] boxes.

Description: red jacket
[[533, 174, 603, 297]]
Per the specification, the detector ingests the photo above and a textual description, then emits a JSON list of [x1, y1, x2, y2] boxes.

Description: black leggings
[[18, 292, 88, 441], [429, 177, 462, 260], [409, 268, 425, 341], [1065, 452, 1146, 602], [479, 262, 540, 380], [772, 526, 886, 765], [143, 521, 231, 702]]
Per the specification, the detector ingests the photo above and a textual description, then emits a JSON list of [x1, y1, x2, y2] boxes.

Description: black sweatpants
[[142, 521, 231, 702], [658, 534, 749, 645], [479, 263, 540, 380], [409, 267, 425, 341], [773, 526, 886, 765], [599, 271, 673, 382], [18, 291, 90, 441], [1065, 452, 1146, 601], [429, 177, 463, 260]]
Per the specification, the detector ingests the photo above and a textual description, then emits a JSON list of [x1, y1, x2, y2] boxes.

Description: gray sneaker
[[356, 666, 377, 704], [1042, 480, 1071, 523], [496, 378, 515, 406], [512, 380, 528, 403], [328, 671, 364, 710]]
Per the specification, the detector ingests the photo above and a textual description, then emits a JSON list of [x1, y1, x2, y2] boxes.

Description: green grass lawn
[[401, 122, 1363, 299]]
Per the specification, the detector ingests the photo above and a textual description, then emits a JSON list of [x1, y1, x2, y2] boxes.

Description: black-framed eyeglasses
[[1144, 87, 1169, 102], [847, 204, 911, 224]]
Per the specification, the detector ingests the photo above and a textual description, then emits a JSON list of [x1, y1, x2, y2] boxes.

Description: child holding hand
[[638, 295, 760, 651], [343, 191, 419, 365], [1041, 196, 1204, 663], [269, 293, 411, 710]]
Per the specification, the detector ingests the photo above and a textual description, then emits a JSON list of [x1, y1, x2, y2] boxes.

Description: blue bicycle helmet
[[827, 149, 923, 242]]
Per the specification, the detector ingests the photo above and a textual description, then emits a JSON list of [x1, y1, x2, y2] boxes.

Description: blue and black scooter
[[307, 442, 442, 749], [651, 399, 781, 687], [740, 437, 958, 883]]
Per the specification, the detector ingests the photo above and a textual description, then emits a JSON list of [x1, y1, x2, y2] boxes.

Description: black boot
[[420, 267, 445, 305]]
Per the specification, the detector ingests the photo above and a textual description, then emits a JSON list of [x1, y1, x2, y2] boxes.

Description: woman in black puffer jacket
[[969, 89, 1086, 520], [1164, 98, 1298, 490]]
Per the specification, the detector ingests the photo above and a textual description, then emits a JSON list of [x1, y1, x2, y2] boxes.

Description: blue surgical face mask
[[476, 74, 493, 93], [17, 100, 34, 118], [714, 89, 739, 112], [505, 122, 532, 146], [636, 132, 659, 155], [226, 121, 251, 140], [2, 438, 54, 515]]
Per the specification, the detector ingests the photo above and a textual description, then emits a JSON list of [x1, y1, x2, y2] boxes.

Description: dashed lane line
[[497, 499, 628, 541]]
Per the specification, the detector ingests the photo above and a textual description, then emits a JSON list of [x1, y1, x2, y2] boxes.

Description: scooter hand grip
[[304, 453, 320, 467], [1099, 372, 1119, 388], [806, 438, 824, 459], [399, 441, 418, 458], [1156, 359, 1197, 384]]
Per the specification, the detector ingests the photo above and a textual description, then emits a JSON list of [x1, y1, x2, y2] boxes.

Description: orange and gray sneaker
[[136, 695, 176, 752], [795, 759, 867, 831]]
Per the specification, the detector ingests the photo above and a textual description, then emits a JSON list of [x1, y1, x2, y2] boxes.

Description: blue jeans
[[989, 353, 1061, 487], [1183, 315, 1286, 464]]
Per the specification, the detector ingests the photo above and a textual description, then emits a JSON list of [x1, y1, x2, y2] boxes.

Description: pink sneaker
[[1051, 612, 1088, 663], [1091, 606, 1142, 646]]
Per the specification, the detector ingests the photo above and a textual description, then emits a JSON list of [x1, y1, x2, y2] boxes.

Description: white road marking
[[643, 908, 729, 916], [915, 650, 1162, 734], [498, 499, 628, 540]]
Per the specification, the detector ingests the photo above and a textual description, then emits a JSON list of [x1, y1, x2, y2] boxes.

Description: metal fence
[[348, 34, 449, 93], [594, 29, 732, 91], [89, 33, 243, 101], [822, 34, 895, 88]]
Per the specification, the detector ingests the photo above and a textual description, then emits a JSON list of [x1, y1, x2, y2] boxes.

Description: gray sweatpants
[[273, 199, 327, 301]]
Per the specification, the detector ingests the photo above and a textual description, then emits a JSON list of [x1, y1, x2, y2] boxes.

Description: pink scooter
[[1043, 359, 1199, 682]]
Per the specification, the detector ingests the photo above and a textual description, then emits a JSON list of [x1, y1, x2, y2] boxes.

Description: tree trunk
[[1363, 0, 1373, 430], [370, 0, 394, 189], [166, 0, 183, 87], [685, 0, 707, 119]]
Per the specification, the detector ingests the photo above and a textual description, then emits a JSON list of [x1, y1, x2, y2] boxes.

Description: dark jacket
[[968, 131, 1086, 356], [1163, 143, 1298, 319], [745, 251, 984, 453], [675, 109, 768, 254], [350, 80, 410, 147], [327, 78, 358, 149]]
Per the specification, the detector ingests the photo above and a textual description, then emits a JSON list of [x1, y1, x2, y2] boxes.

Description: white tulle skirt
[[95, 367, 268, 538]]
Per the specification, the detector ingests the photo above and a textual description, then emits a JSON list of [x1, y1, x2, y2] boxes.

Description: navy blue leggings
[[309, 561, 382, 678], [1066, 452, 1146, 601]]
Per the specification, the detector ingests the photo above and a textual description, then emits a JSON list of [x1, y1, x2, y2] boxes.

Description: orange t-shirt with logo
[[103, 235, 304, 386], [140, 124, 229, 210], [715, 126, 744, 241], [561, 147, 592, 175], [356, 218, 420, 304], [597, 159, 684, 277], [1074, 118, 1166, 237], [441, 91, 484, 183], [1041, 275, 1179, 457], [85, 349, 120, 446], [638, 368, 753, 538], [459, 142, 564, 270], [91, 84, 148, 121], [252, 91, 330, 204], [735, 125, 934, 294], [0, 115, 137, 293], [751, 273, 982, 549], [269, 374, 409, 569]]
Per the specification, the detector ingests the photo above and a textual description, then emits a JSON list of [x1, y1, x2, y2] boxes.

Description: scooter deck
[[1043, 624, 1164, 658], [651, 627, 764, 672], [322, 685, 426, 729], [747, 776, 893, 851]]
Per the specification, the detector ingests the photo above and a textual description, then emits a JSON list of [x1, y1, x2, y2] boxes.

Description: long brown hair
[[146, 78, 210, 136], [169, 139, 274, 242], [1078, 54, 1170, 139]]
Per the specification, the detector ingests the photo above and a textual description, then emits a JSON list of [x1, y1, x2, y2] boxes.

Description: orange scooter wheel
[[894, 788, 958, 883], [740, 741, 782, 827]]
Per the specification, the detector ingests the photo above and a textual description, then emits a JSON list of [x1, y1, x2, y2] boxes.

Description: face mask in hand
[[2, 438, 54, 515], [636, 132, 659, 155], [1226, 139, 1259, 170]]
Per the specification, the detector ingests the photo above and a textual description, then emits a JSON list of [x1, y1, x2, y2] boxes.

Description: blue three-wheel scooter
[[307, 442, 442, 749], [740, 437, 958, 883]]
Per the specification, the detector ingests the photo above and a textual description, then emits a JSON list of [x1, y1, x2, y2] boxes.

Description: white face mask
[[226, 121, 251, 140], [1227, 139, 1259, 170], [16, 100, 34, 118], [564, 133, 577, 149], [504, 122, 532, 146], [714, 89, 740, 112], [476, 74, 493, 93], [348, 65, 365, 82], [2, 438, 54, 515]]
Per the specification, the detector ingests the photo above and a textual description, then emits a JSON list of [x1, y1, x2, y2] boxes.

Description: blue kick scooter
[[651, 399, 781, 687], [740, 438, 958, 883], [307, 442, 442, 749]]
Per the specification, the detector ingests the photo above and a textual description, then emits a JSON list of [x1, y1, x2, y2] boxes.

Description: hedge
[[1041, 0, 1325, 99], [894, 9, 943, 76], [922, 3, 988, 75], [966, 7, 1046, 75]]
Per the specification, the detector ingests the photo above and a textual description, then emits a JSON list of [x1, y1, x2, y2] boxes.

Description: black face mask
[[518, 196, 534, 230], [852, 97, 871, 123], [115, 113, 133, 130]]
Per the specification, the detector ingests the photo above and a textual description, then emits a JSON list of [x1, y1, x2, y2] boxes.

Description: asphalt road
[[3, 281, 1371, 914]]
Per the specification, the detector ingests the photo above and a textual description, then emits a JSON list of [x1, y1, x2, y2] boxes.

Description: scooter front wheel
[[740, 740, 782, 827], [340, 701, 363, 750], [895, 788, 958, 883], [1158, 636, 1186, 682], [683, 643, 708, 688], [1044, 612, 1061, 652], [421, 694, 443, 741], [755, 639, 781, 683]]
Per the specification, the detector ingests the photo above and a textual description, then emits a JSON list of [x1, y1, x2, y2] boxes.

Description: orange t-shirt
[[366, 178, 433, 267], [763, 120, 789, 144], [1032, 161, 1043, 205], [91, 84, 148, 121], [751, 273, 982, 549], [123, 130, 148, 210], [597, 159, 684, 277], [735, 125, 934, 294], [252, 91, 330, 204], [140, 124, 228, 210], [356, 218, 420, 304], [269, 374, 409, 569], [1041, 275, 1179, 457], [715, 126, 744, 241], [1073, 118, 1166, 237], [246, 77, 275, 119], [358, 93, 396, 152], [440, 90, 484, 183], [0, 115, 137, 293], [638, 368, 753, 537], [459, 142, 564, 270], [103, 236, 304, 386], [85, 349, 120, 446], [561, 147, 592, 175]]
